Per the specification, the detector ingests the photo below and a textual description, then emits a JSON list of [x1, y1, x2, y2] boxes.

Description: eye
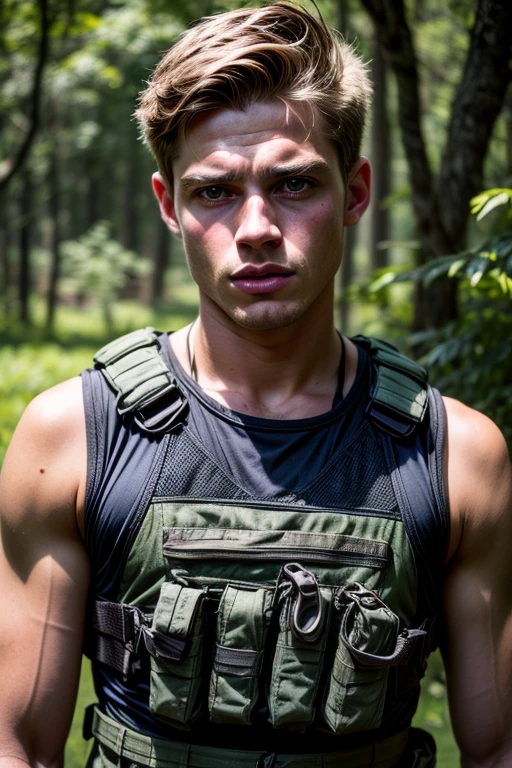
[[197, 184, 226, 200], [285, 178, 307, 192], [279, 177, 316, 196], [197, 185, 231, 202]]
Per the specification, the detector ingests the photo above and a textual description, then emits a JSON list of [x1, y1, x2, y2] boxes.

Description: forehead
[[172, 99, 339, 178]]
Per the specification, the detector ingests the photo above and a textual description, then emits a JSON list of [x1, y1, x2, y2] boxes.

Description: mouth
[[230, 264, 294, 295]]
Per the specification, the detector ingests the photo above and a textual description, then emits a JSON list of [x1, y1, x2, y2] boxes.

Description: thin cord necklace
[[187, 319, 346, 404], [186, 319, 198, 381]]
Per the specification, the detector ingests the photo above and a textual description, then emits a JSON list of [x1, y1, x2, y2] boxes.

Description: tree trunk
[[122, 127, 141, 253], [18, 171, 32, 325], [370, 36, 390, 274], [360, 0, 512, 329], [340, 225, 357, 333], [438, 0, 512, 252], [506, 87, 512, 177], [1, 195, 13, 316], [335, 0, 350, 38], [151, 220, 171, 306], [335, 0, 357, 332], [87, 161, 100, 230], [46, 141, 62, 330], [0, 0, 49, 190]]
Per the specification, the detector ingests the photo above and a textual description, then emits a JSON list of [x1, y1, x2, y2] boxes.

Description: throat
[[185, 321, 346, 419]]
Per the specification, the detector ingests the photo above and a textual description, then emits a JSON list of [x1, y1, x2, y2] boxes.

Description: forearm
[[0, 749, 64, 768], [461, 744, 512, 768]]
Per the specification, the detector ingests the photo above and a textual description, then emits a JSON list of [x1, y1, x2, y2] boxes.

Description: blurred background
[[1, 0, 511, 764]]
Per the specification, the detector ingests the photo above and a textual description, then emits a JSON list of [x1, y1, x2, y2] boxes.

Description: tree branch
[[0, 0, 49, 191]]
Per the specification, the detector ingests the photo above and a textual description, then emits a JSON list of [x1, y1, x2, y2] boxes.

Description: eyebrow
[[180, 161, 331, 189]]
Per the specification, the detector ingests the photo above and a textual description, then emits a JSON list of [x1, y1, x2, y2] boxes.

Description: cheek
[[181, 219, 235, 283], [286, 203, 343, 249]]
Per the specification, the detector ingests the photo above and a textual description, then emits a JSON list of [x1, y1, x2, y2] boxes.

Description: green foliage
[[367, 189, 512, 446], [61, 222, 149, 332], [0, 344, 93, 465]]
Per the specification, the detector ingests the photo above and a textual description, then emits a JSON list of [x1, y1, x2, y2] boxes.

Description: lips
[[230, 264, 294, 295]]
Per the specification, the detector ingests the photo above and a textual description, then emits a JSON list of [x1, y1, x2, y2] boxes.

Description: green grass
[[0, 298, 458, 766]]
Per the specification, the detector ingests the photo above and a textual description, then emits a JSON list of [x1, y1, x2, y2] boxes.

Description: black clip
[[134, 380, 189, 434], [256, 753, 277, 768], [140, 627, 187, 662], [281, 562, 325, 643], [82, 703, 95, 741]]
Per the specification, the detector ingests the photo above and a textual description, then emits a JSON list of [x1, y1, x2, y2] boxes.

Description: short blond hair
[[136, 1, 372, 183]]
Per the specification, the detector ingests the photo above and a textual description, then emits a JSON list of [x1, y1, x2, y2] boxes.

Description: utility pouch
[[269, 564, 333, 730], [209, 585, 272, 725], [322, 583, 400, 734], [149, 582, 206, 728]]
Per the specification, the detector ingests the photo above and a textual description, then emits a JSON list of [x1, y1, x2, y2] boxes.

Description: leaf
[[368, 271, 401, 293], [470, 188, 512, 215], [447, 258, 467, 278], [476, 192, 511, 221]]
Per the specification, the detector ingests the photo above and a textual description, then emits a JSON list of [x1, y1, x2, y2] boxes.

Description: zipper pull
[[281, 562, 326, 643]]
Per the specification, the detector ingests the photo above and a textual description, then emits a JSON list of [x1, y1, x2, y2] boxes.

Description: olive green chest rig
[[88, 327, 435, 736]]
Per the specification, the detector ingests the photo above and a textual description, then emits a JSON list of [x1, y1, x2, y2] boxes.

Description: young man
[[1, 3, 511, 767]]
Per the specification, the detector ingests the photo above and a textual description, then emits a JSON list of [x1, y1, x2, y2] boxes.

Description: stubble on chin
[[228, 301, 308, 332]]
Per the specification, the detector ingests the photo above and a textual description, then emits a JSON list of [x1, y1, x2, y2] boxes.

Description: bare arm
[[442, 397, 512, 767], [0, 378, 90, 767]]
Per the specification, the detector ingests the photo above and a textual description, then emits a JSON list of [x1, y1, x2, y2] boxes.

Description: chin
[[229, 303, 306, 331]]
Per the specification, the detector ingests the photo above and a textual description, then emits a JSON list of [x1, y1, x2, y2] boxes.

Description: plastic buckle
[[134, 381, 189, 434], [256, 753, 277, 768], [337, 582, 382, 610], [282, 563, 325, 644]]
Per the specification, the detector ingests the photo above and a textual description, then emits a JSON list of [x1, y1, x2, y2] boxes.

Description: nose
[[234, 194, 282, 250]]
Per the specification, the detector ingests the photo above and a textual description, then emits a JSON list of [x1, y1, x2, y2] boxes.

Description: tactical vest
[[83, 328, 446, 764]]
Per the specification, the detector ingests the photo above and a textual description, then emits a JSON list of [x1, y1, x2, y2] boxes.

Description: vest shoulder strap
[[93, 327, 188, 434], [352, 335, 428, 438], [93, 329, 427, 438]]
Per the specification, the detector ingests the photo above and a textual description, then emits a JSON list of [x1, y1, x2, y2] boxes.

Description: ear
[[344, 157, 371, 227], [152, 172, 182, 237]]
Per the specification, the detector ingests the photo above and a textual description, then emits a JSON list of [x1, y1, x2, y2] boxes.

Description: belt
[[89, 706, 410, 768]]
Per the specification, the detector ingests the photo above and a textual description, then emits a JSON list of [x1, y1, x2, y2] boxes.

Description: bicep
[[442, 398, 512, 764], [0, 380, 90, 765], [442, 558, 512, 763]]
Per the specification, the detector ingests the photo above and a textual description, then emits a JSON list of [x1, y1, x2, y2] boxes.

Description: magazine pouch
[[269, 564, 333, 730], [149, 582, 206, 728], [209, 585, 272, 725], [323, 583, 400, 734]]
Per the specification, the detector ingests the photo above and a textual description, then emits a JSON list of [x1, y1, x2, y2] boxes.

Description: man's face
[[154, 99, 369, 332]]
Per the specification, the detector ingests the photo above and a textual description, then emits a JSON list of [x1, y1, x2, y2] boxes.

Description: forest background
[[1, 0, 511, 765]]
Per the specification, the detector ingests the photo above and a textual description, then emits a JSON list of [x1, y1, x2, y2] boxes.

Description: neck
[[171, 297, 357, 420]]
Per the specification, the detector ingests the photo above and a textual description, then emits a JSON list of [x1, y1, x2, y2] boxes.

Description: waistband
[[90, 706, 410, 768]]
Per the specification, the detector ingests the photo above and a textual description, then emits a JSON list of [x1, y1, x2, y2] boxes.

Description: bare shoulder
[[0, 376, 87, 539], [440, 404, 512, 761], [0, 377, 90, 761], [443, 395, 512, 563]]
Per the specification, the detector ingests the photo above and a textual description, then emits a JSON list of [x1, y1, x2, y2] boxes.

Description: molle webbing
[[87, 705, 411, 768], [93, 327, 188, 434], [352, 336, 428, 437]]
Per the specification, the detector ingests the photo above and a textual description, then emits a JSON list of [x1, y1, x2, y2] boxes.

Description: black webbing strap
[[92, 599, 189, 680], [93, 327, 188, 434], [353, 335, 429, 438], [92, 601, 149, 679]]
